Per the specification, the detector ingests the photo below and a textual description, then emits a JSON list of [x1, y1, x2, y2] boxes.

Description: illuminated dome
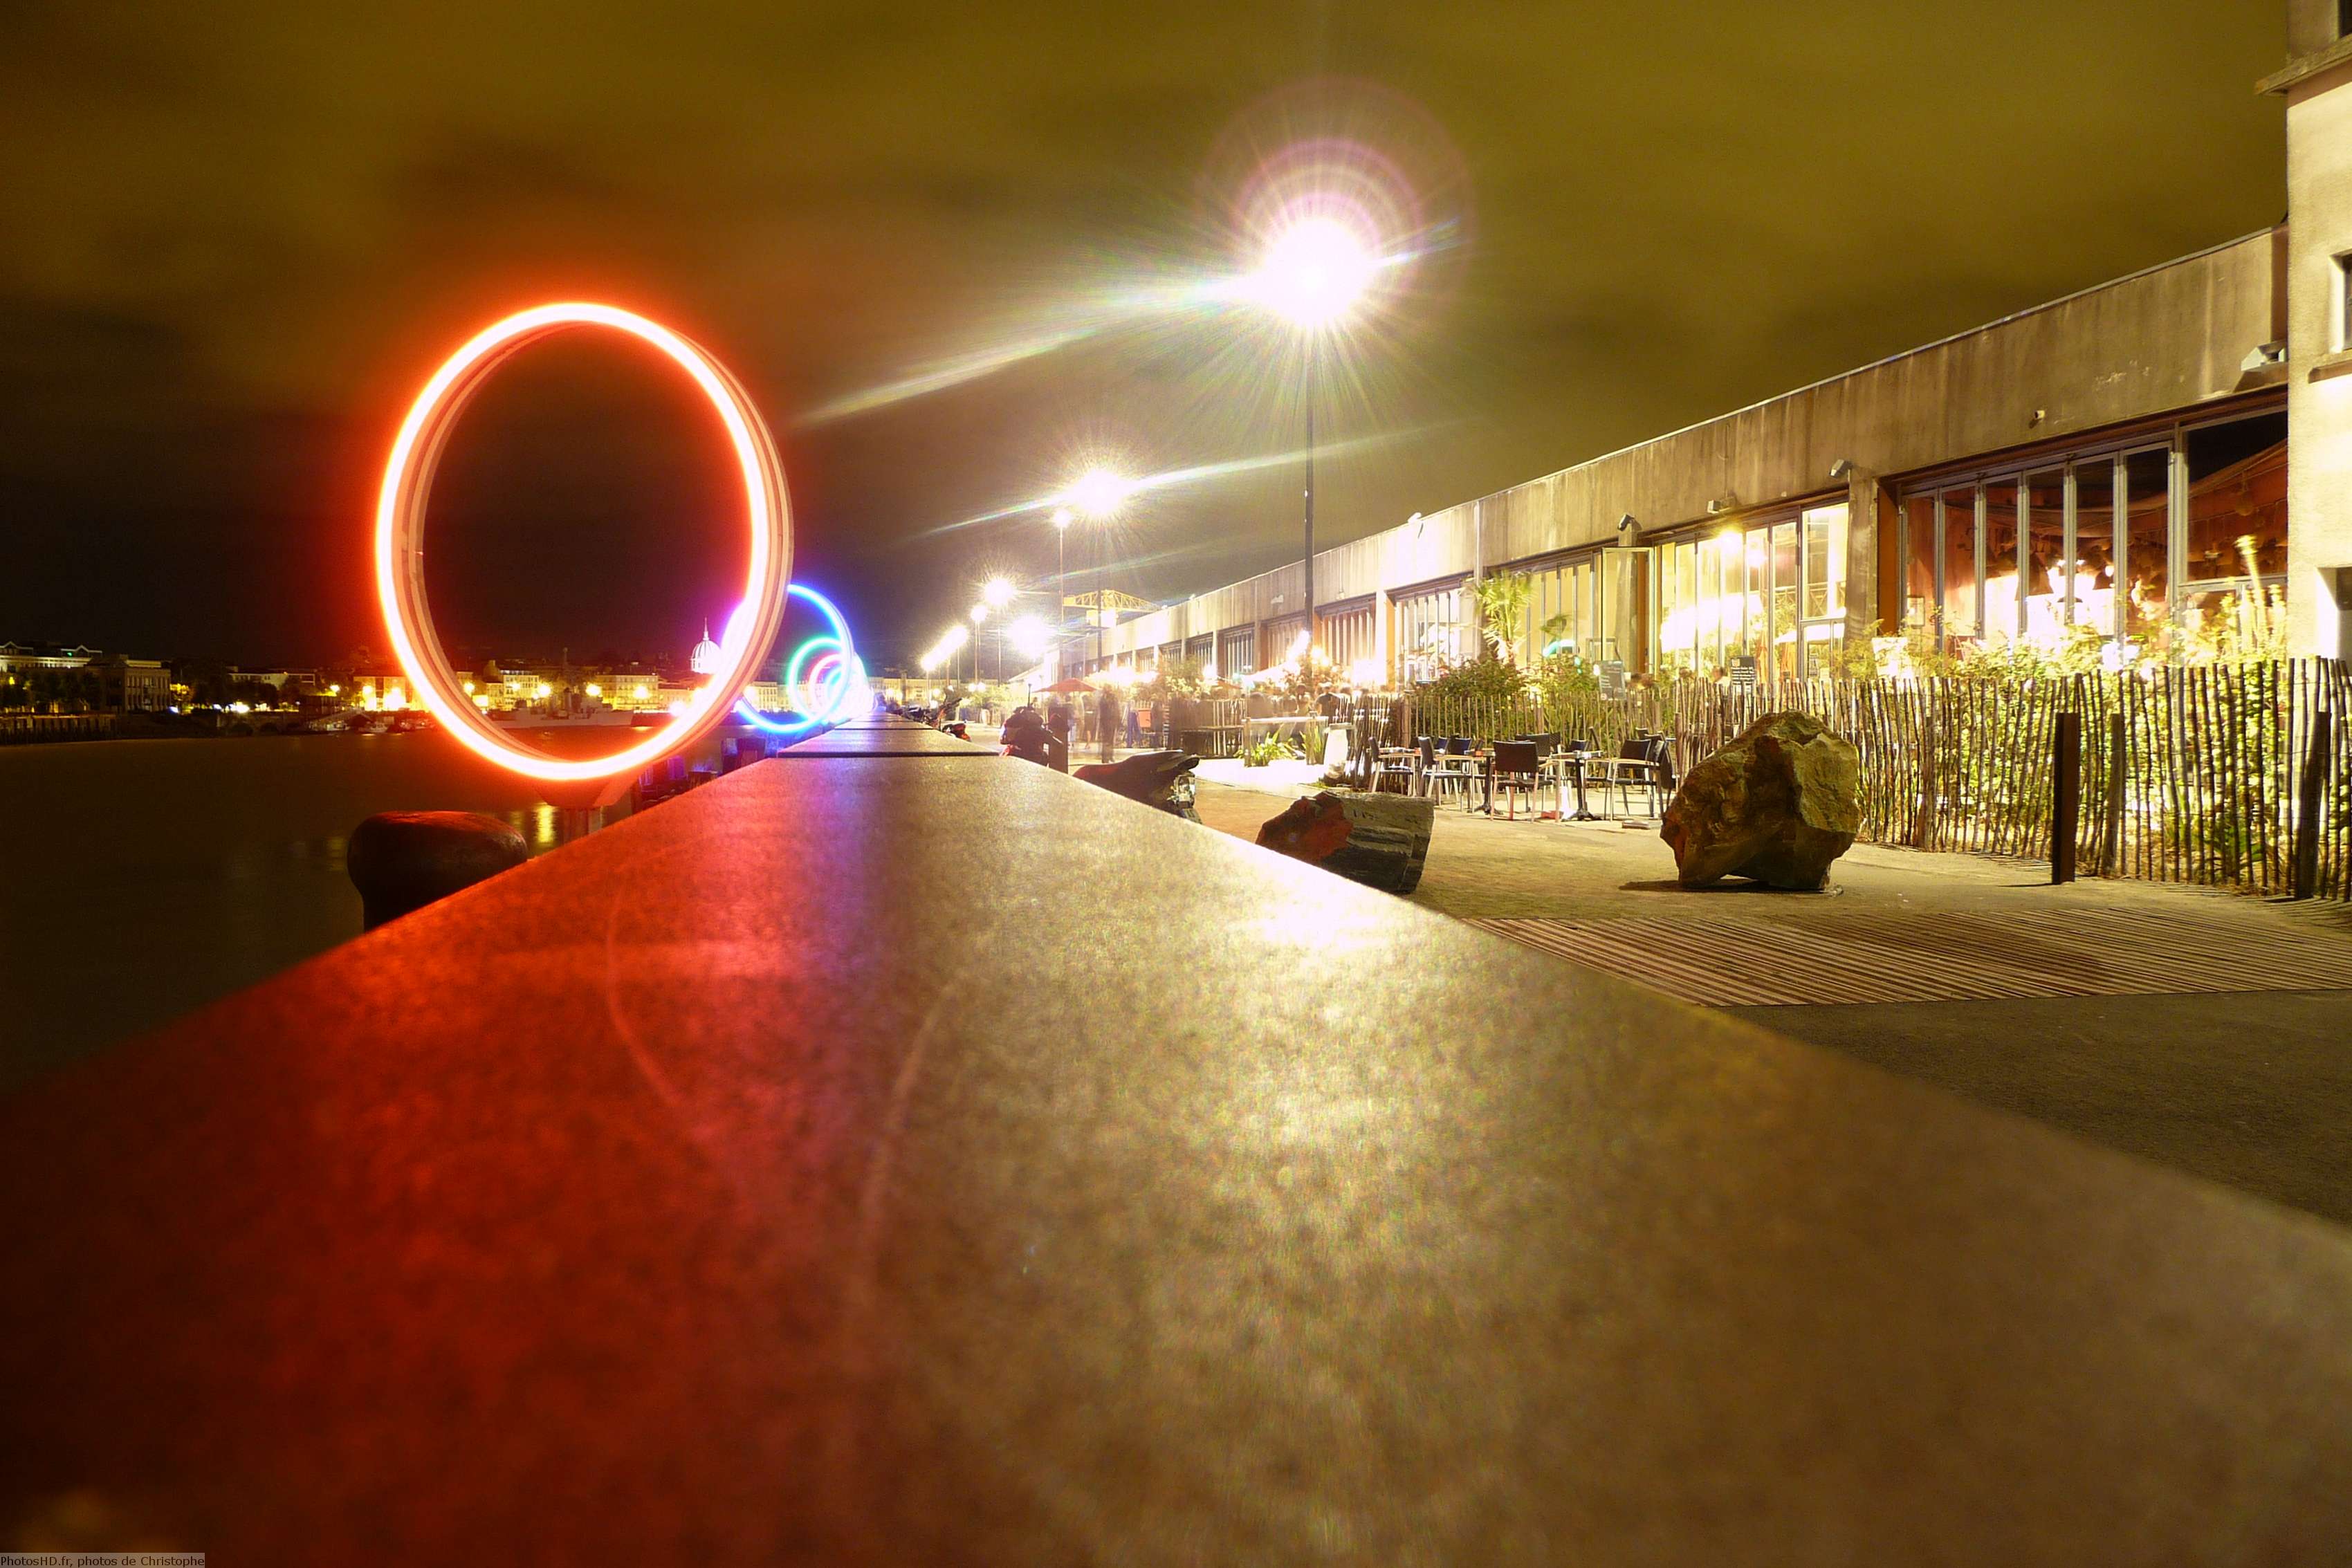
[[689, 619, 722, 676]]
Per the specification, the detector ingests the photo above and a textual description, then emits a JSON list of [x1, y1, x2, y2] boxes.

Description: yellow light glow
[[534, 682, 552, 700], [1065, 467, 1132, 519], [1007, 614, 1052, 660], [475, 694, 492, 709], [1246, 216, 1379, 329], [584, 683, 601, 698], [634, 683, 650, 701]]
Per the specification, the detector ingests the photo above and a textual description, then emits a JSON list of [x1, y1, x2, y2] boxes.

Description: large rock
[[1661, 712, 1859, 889], [1257, 789, 1434, 894], [347, 811, 529, 929]]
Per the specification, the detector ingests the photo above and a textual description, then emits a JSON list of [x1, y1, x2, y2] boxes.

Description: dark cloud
[[0, 0, 2285, 667]]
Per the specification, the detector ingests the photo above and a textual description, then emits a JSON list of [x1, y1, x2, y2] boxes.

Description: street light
[[982, 575, 1016, 609], [968, 602, 989, 683], [1007, 614, 1051, 663], [1050, 507, 1074, 681], [1244, 216, 1377, 673], [1060, 466, 1134, 761]]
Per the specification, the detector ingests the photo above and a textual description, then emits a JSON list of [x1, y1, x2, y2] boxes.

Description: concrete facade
[[1072, 231, 2286, 677], [2270, 12, 2352, 657]]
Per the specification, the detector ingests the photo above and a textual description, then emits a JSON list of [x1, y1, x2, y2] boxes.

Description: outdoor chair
[[1422, 737, 1475, 806], [1601, 737, 1674, 818], [1490, 740, 1543, 821], [1372, 742, 1417, 794]]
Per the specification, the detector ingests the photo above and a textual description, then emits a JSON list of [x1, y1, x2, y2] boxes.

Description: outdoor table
[[1452, 750, 1491, 815], [1543, 751, 1602, 821]]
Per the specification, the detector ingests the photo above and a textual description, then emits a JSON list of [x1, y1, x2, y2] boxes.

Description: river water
[[0, 733, 654, 1088]]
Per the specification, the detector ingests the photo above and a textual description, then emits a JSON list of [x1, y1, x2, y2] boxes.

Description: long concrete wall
[[1096, 228, 2281, 663], [2283, 58, 2352, 656]]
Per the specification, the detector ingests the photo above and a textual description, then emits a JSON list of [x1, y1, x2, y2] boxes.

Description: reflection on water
[[0, 732, 686, 1089]]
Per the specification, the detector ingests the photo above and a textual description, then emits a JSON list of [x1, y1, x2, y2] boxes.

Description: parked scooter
[[999, 707, 1068, 771], [1074, 749, 1201, 822]]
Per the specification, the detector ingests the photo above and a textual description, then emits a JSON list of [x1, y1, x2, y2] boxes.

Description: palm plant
[[1469, 570, 1533, 663]]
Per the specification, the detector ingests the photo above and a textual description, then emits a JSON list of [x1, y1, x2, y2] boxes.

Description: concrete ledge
[[2259, 36, 2352, 95], [3, 748, 2351, 1560], [769, 716, 995, 757]]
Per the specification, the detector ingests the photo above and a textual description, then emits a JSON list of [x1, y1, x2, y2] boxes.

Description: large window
[[1512, 558, 1601, 665], [1319, 604, 1377, 678], [2181, 412, 2288, 643], [1895, 407, 2286, 658], [1218, 625, 1256, 678], [1395, 585, 1466, 681], [1655, 501, 1846, 680], [2122, 449, 2171, 638]]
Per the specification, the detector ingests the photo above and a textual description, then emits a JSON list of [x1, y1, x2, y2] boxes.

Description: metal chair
[[1422, 736, 1474, 806], [1491, 740, 1543, 820], [1602, 737, 1674, 818], [1371, 740, 1417, 794]]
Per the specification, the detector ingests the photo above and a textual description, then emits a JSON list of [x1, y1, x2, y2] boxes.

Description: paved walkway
[[1195, 774, 2352, 1226]]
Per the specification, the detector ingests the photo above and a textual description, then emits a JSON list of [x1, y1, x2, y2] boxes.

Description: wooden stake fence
[[1399, 658, 2351, 900]]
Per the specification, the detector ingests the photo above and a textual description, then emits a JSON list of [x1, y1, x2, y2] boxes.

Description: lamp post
[[1051, 507, 1073, 681], [982, 577, 1015, 686], [1063, 467, 1132, 760], [1243, 216, 1377, 670], [968, 602, 988, 685]]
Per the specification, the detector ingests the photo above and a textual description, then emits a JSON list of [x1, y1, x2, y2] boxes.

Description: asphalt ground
[[1193, 771, 2352, 1227]]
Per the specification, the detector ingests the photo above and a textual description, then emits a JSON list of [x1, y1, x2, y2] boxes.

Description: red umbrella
[[1040, 677, 1096, 694]]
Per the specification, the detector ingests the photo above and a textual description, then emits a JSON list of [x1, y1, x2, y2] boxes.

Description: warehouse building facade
[[1067, 4, 2352, 686]]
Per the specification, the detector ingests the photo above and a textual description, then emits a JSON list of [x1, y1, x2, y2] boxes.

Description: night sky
[[1, 1, 2286, 671]]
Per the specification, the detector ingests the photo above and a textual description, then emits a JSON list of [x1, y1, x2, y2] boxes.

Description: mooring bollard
[[2293, 709, 2333, 900], [2050, 711, 2082, 885], [347, 811, 530, 930]]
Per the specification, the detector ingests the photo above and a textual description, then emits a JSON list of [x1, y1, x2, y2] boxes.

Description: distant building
[[349, 669, 411, 712], [688, 622, 722, 676], [235, 670, 319, 693], [0, 640, 98, 674], [82, 654, 170, 712]]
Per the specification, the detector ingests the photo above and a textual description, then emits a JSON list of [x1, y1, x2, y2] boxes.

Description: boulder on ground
[[347, 810, 529, 929], [1258, 789, 1434, 894], [1660, 712, 1859, 889]]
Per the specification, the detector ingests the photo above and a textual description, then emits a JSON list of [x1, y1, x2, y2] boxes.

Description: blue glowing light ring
[[734, 582, 863, 737]]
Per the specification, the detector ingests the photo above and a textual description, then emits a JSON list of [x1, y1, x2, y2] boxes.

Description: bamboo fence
[[1386, 659, 2351, 901]]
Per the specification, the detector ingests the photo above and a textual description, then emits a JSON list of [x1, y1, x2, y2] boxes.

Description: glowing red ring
[[374, 302, 791, 782]]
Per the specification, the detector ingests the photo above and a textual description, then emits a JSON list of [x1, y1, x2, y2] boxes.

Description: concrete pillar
[[2279, 46, 2352, 657], [1842, 465, 1886, 642]]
